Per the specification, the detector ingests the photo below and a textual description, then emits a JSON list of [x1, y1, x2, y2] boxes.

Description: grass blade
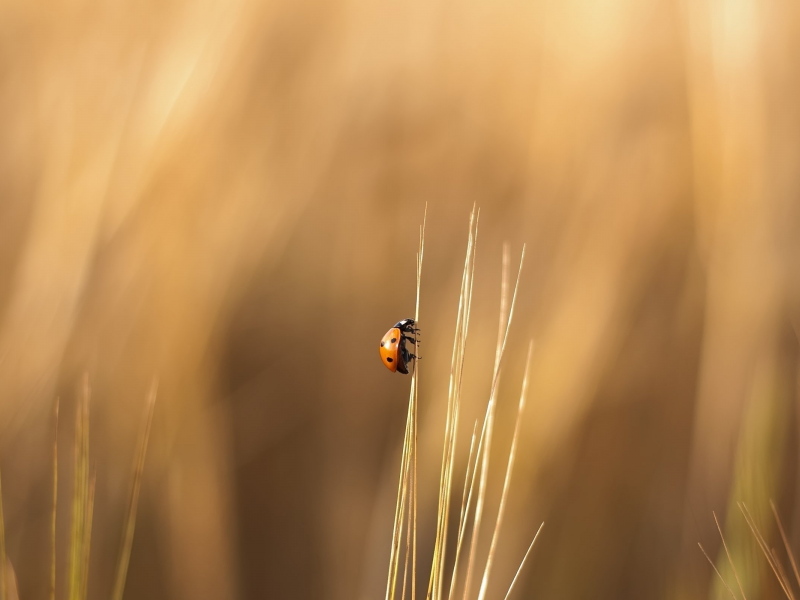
[[502, 522, 544, 600], [387, 209, 425, 600], [412, 208, 425, 600], [69, 378, 90, 600], [429, 208, 478, 600], [738, 502, 794, 599], [713, 511, 747, 600], [462, 245, 525, 600], [698, 543, 738, 600], [111, 380, 158, 600], [386, 397, 415, 600], [476, 341, 534, 600], [51, 399, 59, 600], [81, 471, 96, 600], [771, 500, 800, 591], [446, 421, 480, 600], [775, 548, 794, 598]]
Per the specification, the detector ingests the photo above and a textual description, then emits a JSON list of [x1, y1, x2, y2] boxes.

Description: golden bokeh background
[[1, 0, 799, 598]]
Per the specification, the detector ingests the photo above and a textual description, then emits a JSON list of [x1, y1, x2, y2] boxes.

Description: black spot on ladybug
[[380, 342, 384, 347], [391, 338, 397, 343], [386, 357, 393, 363]]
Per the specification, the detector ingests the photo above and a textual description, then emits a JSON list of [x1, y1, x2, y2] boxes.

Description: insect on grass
[[385, 206, 543, 600]]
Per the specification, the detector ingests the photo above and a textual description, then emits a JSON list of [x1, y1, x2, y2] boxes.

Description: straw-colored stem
[[69, 379, 90, 600], [463, 246, 525, 600], [388, 208, 426, 600], [429, 209, 478, 600], [713, 511, 747, 600], [51, 399, 59, 600], [775, 549, 794, 598], [437, 213, 478, 600], [502, 523, 544, 600], [401, 455, 413, 600], [387, 399, 414, 600], [111, 381, 158, 600], [738, 502, 794, 599], [771, 500, 800, 591], [698, 543, 738, 600], [447, 422, 480, 600], [413, 208, 425, 600], [80, 472, 96, 600], [477, 341, 534, 600]]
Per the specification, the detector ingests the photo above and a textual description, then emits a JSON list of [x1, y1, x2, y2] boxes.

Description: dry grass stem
[[713, 511, 747, 600], [448, 409, 490, 600], [386, 208, 426, 600], [447, 421, 480, 600], [68, 377, 91, 600], [412, 208, 426, 600], [462, 244, 525, 600], [427, 208, 479, 600], [502, 522, 544, 600], [111, 380, 158, 600], [771, 500, 800, 590], [386, 397, 415, 600], [776, 549, 794, 596], [738, 502, 794, 599], [81, 472, 96, 600], [51, 399, 59, 600], [400, 458, 414, 600], [476, 341, 534, 600], [698, 543, 738, 600], [388, 212, 540, 600]]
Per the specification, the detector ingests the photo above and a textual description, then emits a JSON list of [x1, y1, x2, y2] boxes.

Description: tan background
[[1, 0, 800, 598]]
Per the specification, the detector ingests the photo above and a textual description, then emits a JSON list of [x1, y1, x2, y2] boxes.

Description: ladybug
[[379, 318, 420, 374]]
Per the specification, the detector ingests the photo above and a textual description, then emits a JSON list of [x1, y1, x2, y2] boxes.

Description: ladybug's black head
[[393, 318, 416, 332]]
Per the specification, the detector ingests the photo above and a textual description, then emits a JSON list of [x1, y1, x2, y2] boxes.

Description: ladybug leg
[[402, 343, 419, 362], [403, 335, 417, 345], [397, 346, 410, 372]]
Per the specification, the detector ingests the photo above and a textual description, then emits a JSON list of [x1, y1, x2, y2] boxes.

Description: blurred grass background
[[1, 0, 799, 598]]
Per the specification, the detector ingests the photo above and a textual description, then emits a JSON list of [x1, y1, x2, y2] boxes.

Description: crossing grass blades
[[385, 206, 543, 600]]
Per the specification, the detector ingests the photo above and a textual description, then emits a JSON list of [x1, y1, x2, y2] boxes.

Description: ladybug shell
[[379, 327, 402, 373]]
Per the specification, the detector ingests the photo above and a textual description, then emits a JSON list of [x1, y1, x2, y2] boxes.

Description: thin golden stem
[[387, 400, 414, 600], [713, 511, 747, 600], [477, 341, 534, 600], [51, 399, 59, 600], [447, 422, 480, 600], [502, 523, 544, 600], [429, 209, 478, 600], [698, 543, 738, 600], [738, 503, 794, 600], [463, 246, 525, 600], [775, 548, 794, 599], [389, 207, 426, 600], [771, 500, 800, 591], [112, 381, 158, 600]]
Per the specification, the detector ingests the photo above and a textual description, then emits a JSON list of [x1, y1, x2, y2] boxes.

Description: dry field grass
[[1, 0, 800, 598]]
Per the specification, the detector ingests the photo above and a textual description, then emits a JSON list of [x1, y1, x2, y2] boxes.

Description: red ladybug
[[379, 319, 420, 374]]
